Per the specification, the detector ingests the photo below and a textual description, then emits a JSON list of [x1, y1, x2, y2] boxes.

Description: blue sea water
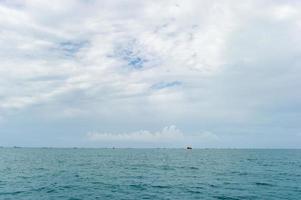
[[0, 148, 300, 199]]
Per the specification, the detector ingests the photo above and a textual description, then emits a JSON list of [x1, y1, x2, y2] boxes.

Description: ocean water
[[0, 148, 300, 199]]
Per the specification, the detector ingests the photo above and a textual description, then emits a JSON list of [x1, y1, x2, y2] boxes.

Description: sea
[[0, 148, 300, 199]]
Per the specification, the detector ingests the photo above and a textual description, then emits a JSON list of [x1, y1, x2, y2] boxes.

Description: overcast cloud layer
[[0, 0, 301, 148]]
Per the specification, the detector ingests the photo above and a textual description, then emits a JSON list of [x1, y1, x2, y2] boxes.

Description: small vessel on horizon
[[186, 146, 192, 150]]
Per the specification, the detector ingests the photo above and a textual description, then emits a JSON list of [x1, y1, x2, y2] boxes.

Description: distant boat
[[186, 146, 192, 150]]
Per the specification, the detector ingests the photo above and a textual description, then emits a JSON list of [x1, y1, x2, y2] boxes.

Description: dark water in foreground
[[0, 148, 300, 199]]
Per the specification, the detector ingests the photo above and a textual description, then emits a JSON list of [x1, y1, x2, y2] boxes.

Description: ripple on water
[[213, 195, 240, 200], [0, 149, 300, 199], [254, 182, 275, 187], [0, 190, 25, 195], [151, 185, 172, 189]]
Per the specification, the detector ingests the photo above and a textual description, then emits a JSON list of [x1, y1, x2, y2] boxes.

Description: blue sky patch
[[113, 41, 147, 69], [58, 40, 88, 57], [151, 81, 182, 90]]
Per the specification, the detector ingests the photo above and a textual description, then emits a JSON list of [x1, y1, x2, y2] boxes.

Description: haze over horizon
[[0, 0, 300, 148]]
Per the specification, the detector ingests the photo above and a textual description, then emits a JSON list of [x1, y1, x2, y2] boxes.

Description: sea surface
[[0, 148, 300, 199]]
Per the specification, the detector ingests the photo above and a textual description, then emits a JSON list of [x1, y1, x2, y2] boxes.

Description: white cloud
[[87, 125, 218, 147], [0, 0, 238, 115], [0, 1, 301, 147], [271, 4, 299, 20]]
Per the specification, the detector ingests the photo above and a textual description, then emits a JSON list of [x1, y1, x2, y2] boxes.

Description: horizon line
[[1, 146, 301, 150]]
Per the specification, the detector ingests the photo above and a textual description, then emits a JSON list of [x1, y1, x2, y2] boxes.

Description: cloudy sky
[[0, 0, 300, 148]]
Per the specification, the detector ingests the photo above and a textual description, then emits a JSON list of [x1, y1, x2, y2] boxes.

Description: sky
[[0, 0, 300, 148]]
